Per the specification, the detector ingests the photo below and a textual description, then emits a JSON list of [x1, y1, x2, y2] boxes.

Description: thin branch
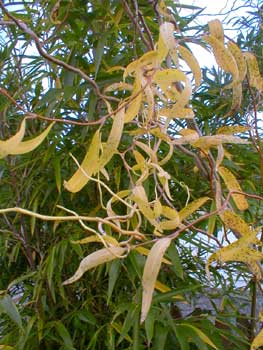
[[121, 0, 153, 51], [0, 1, 118, 103]]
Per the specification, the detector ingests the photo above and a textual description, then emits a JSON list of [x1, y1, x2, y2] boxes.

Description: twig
[[0, 1, 118, 103]]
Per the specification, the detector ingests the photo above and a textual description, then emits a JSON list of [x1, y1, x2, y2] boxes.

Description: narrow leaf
[[0, 295, 23, 330], [141, 237, 171, 323], [63, 246, 126, 285], [218, 166, 248, 210]]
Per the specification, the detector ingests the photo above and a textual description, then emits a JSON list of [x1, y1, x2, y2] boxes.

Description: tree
[[0, 0, 263, 349]]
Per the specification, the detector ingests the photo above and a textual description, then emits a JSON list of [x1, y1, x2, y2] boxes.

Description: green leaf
[[0, 295, 23, 330]]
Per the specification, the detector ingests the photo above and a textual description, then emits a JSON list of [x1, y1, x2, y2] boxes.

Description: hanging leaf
[[0, 119, 54, 158], [63, 246, 126, 285], [203, 35, 239, 83], [65, 107, 124, 192], [227, 41, 247, 81], [244, 52, 263, 91], [251, 328, 263, 350], [220, 210, 255, 237], [178, 44, 202, 89], [141, 237, 171, 323], [64, 129, 101, 192], [131, 185, 161, 230], [159, 22, 178, 66], [123, 73, 142, 123], [218, 166, 248, 210], [208, 19, 224, 43], [206, 228, 263, 280]]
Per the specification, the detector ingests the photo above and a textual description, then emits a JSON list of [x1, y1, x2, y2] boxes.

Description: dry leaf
[[63, 246, 126, 285], [141, 237, 171, 323]]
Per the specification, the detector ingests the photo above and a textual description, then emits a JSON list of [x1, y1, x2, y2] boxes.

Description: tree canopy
[[1, 0, 263, 349]]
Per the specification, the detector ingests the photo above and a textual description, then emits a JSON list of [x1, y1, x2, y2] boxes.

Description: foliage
[[0, 0, 263, 349]]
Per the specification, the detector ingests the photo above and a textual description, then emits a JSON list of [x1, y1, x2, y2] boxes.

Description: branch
[[0, 1, 118, 103]]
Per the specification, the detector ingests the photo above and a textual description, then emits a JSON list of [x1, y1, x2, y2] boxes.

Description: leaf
[[159, 106, 194, 119], [141, 237, 171, 323], [179, 197, 210, 221], [203, 35, 239, 82], [65, 107, 124, 192], [216, 125, 249, 135], [244, 52, 263, 91], [208, 19, 224, 43], [191, 134, 249, 149], [251, 328, 263, 350], [72, 235, 119, 246], [54, 321, 76, 349], [64, 129, 100, 192], [63, 246, 126, 285], [0, 119, 54, 158], [218, 166, 248, 210], [135, 246, 171, 265], [123, 73, 142, 123], [131, 185, 160, 230], [180, 324, 218, 350], [220, 209, 254, 237], [0, 295, 23, 330], [227, 41, 247, 81], [178, 44, 202, 89], [159, 22, 178, 66], [206, 230, 263, 280]]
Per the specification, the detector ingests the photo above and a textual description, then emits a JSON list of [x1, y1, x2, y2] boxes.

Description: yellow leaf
[[72, 235, 119, 246], [178, 44, 202, 89], [135, 246, 171, 265], [131, 185, 160, 230], [251, 328, 263, 350], [99, 109, 124, 167], [123, 73, 142, 123], [227, 41, 247, 81], [65, 108, 124, 192], [0, 119, 54, 158], [159, 106, 194, 119], [159, 22, 178, 66], [203, 35, 239, 82], [153, 200, 163, 218], [218, 166, 248, 210], [191, 134, 249, 150], [208, 19, 224, 43], [179, 197, 210, 221], [104, 82, 133, 93], [220, 210, 255, 237], [181, 324, 218, 350], [64, 129, 101, 193], [63, 246, 126, 285], [159, 205, 180, 231], [244, 52, 263, 91], [207, 235, 263, 280], [217, 125, 249, 135], [141, 237, 171, 323]]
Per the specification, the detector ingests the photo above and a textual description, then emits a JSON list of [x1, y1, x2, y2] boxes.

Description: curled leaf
[[208, 19, 224, 42], [0, 119, 54, 158], [65, 108, 124, 192], [63, 246, 126, 285]]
